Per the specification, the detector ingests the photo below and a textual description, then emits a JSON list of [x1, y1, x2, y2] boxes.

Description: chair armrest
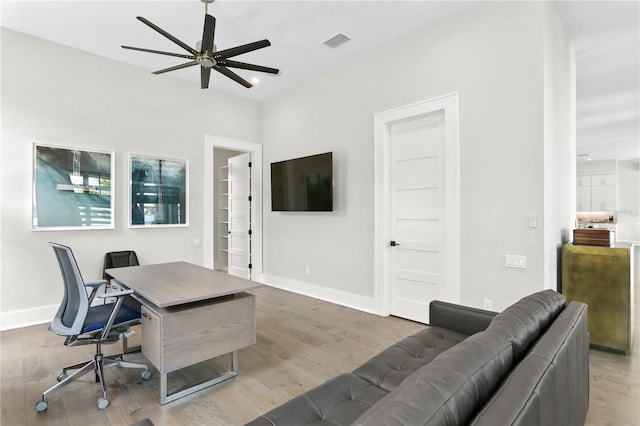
[[97, 289, 134, 299], [85, 280, 107, 304], [97, 288, 137, 341], [429, 300, 497, 336]]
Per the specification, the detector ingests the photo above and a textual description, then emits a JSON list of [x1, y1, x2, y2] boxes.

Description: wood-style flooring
[[2, 252, 639, 425]]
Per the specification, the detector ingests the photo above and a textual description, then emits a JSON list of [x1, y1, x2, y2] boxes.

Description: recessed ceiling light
[[251, 77, 260, 85]]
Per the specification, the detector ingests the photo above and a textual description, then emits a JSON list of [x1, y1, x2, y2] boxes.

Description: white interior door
[[389, 112, 446, 323], [374, 94, 460, 324], [228, 152, 252, 279]]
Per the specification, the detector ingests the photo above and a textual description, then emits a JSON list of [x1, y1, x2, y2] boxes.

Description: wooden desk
[[106, 262, 262, 404]]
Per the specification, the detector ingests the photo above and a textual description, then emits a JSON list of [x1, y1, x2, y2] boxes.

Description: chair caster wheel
[[56, 373, 68, 382], [141, 370, 151, 380], [36, 400, 48, 412], [97, 398, 109, 409]]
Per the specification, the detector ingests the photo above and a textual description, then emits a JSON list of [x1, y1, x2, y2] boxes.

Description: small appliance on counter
[[573, 228, 615, 246]]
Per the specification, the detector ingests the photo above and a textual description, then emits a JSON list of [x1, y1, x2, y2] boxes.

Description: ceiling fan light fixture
[[122, 0, 279, 89]]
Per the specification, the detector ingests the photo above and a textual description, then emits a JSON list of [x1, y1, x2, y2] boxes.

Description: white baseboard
[[1, 304, 57, 331], [261, 274, 378, 315]]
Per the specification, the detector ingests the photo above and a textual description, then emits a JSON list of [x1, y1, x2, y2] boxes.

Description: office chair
[[103, 250, 139, 276], [36, 243, 151, 412], [102, 250, 141, 353]]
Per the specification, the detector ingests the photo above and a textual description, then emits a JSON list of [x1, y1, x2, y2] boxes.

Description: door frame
[[204, 135, 263, 282], [373, 93, 461, 317]]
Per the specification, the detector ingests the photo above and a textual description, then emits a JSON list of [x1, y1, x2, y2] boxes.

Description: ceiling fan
[[122, 0, 279, 89]]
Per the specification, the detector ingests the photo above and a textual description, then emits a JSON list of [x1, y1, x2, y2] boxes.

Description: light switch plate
[[505, 255, 527, 269]]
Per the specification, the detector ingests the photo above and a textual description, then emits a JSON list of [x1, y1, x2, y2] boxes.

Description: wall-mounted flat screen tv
[[271, 152, 333, 212]]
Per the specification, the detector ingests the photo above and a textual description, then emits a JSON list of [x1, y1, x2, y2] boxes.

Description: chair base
[[36, 351, 150, 412]]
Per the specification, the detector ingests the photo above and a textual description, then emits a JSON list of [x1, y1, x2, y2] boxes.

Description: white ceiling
[[2, 0, 639, 162]]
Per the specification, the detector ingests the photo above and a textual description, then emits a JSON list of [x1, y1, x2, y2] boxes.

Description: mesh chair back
[[103, 251, 139, 279], [49, 243, 89, 336]]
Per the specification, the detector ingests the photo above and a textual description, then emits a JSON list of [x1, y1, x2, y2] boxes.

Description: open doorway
[[204, 136, 263, 282]]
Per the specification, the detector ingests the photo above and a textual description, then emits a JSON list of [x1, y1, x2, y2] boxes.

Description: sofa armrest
[[429, 301, 497, 336]]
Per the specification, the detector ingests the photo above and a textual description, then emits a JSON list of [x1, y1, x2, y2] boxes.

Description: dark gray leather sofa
[[246, 290, 589, 426]]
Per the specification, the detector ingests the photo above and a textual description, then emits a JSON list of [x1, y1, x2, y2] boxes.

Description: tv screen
[[271, 152, 333, 211]]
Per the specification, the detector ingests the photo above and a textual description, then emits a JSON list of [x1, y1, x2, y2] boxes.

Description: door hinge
[[248, 162, 252, 168], [248, 263, 253, 269], [248, 195, 252, 202], [248, 229, 252, 236]]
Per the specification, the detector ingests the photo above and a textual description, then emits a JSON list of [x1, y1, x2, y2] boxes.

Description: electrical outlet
[[505, 255, 527, 269], [305, 266, 310, 275], [483, 299, 493, 310]]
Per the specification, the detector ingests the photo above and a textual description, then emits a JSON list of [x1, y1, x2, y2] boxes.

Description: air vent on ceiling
[[323, 33, 351, 49]]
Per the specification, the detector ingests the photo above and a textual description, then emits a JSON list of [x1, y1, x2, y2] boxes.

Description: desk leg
[[159, 351, 239, 405]]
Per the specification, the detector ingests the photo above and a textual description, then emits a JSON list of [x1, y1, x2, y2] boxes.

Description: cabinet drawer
[[140, 305, 162, 370]]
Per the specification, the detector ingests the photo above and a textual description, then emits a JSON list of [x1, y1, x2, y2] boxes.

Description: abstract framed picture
[[129, 154, 189, 228], [32, 143, 114, 230]]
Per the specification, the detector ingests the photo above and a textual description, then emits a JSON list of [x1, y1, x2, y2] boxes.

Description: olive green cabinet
[[562, 243, 634, 353]]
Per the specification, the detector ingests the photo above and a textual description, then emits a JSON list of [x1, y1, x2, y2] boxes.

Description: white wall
[[0, 28, 262, 329], [262, 1, 575, 311], [577, 159, 617, 175], [543, 2, 577, 289]]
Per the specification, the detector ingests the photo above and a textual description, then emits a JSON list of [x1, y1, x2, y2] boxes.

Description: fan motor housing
[[196, 54, 216, 68]]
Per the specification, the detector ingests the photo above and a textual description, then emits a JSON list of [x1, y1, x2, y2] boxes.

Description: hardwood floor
[[2, 252, 639, 425]]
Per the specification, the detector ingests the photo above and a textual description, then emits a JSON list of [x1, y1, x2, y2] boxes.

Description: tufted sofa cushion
[[246, 373, 389, 426], [353, 330, 513, 426], [352, 326, 468, 392], [487, 289, 565, 361]]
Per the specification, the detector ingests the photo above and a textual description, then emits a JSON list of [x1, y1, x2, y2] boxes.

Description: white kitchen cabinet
[[577, 173, 616, 212]]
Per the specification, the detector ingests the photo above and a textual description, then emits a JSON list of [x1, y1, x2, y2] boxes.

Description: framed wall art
[[130, 155, 189, 228], [32, 143, 114, 230]]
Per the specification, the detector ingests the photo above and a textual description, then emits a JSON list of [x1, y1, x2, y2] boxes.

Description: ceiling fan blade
[[121, 45, 194, 60], [136, 16, 198, 56], [215, 40, 271, 59], [152, 61, 199, 75], [214, 65, 253, 88], [218, 59, 279, 75], [201, 67, 211, 89], [201, 14, 216, 53]]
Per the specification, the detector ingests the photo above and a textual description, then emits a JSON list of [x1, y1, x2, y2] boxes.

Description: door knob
[[390, 241, 399, 247]]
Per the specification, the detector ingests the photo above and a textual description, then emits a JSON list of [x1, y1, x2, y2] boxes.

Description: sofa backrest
[[487, 289, 566, 361], [353, 330, 513, 426], [469, 301, 589, 426]]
